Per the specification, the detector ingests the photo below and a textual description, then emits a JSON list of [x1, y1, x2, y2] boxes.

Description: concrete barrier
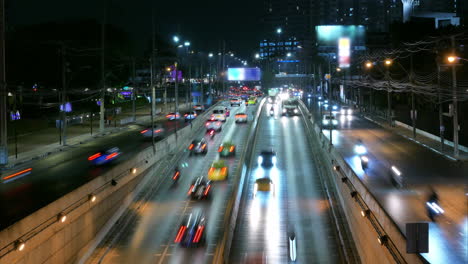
[[298, 101, 427, 264], [0, 102, 221, 264]]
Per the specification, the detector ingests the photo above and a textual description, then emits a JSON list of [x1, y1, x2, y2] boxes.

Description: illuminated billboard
[[338, 38, 351, 68], [228, 68, 261, 81], [316, 25, 365, 46]]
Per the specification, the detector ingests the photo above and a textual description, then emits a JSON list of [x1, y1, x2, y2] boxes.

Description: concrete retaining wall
[[0, 102, 220, 264], [298, 102, 427, 264]]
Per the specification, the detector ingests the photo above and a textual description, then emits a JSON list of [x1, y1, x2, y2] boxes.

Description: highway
[[0, 104, 209, 230], [229, 102, 346, 263], [84, 102, 257, 264], [305, 97, 468, 264]]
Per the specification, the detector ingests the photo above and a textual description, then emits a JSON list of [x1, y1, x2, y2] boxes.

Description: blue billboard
[[228, 68, 261, 81]]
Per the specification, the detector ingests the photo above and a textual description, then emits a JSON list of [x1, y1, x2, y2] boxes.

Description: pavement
[[84, 101, 257, 264], [305, 97, 468, 264], [229, 102, 346, 263], [0, 101, 205, 230]]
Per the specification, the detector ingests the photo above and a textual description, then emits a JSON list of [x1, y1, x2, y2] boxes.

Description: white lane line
[[157, 245, 170, 264]]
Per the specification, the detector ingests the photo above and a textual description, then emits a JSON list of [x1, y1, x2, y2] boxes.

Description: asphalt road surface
[[229, 102, 345, 263], [85, 101, 257, 264], [305, 97, 468, 264]]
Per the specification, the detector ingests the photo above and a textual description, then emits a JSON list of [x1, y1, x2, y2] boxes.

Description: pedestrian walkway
[[2, 102, 192, 170], [363, 113, 468, 161]]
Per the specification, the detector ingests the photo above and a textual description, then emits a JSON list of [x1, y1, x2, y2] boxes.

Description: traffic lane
[[306, 98, 467, 184], [310, 111, 468, 262], [89, 104, 253, 264], [230, 103, 341, 263], [158, 103, 256, 264], [0, 112, 196, 230], [280, 115, 343, 263]]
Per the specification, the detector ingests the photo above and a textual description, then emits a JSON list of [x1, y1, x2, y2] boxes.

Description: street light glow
[[384, 59, 392, 66], [277, 28, 282, 34], [173, 36, 180, 43], [208, 53, 213, 58], [336, 67, 342, 72], [287, 53, 291, 57], [184, 41, 190, 47], [255, 53, 260, 59], [447, 56, 458, 63], [365, 62, 373, 68]]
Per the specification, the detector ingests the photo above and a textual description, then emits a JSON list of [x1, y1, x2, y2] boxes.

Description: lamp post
[[384, 59, 393, 126], [364, 61, 373, 113], [208, 53, 213, 99], [447, 50, 460, 158]]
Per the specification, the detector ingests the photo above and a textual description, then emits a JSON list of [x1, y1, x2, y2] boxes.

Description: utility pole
[[61, 44, 68, 145], [0, 0, 7, 165], [386, 66, 392, 125], [410, 54, 417, 138], [151, 6, 156, 117], [99, 0, 107, 133], [175, 62, 179, 113], [200, 62, 204, 105], [150, 57, 155, 152], [222, 40, 226, 96], [450, 36, 459, 158], [437, 63, 444, 150], [328, 60, 333, 146], [132, 57, 136, 122]]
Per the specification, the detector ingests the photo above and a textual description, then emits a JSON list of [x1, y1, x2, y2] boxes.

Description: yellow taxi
[[247, 96, 257, 105], [253, 177, 275, 197], [208, 160, 229, 181]]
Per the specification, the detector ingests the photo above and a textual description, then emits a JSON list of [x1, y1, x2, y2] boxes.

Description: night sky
[[8, 0, 264, 59]]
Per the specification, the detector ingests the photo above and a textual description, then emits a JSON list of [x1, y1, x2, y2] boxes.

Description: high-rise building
[[263, 0, 312, 41]]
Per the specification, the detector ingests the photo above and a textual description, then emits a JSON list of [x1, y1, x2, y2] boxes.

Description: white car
[[340, 106, 353, 115], [322, 114, 338, 128], [140, 126, 165, 139], [205, 120, 222, 132], [194, 104, 205, 111], [184, 111, 197, 121], [210, 109, 226, 122]]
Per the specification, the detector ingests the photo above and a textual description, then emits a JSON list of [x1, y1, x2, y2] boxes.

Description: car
[[235, 113, 248, 123], [218, 141, 236, 157], [140, 126, 165, 139], [258, 150, 277, 167], [331, 105, 339, 115], [230, 98, 242, 106], [187, 177, 212, 200], [194, 104, 205, 111], [281, 99, 299, 116], [184, 111, 197, 121], [247, 96, 257, 105], [322, 114, 338, 128], [340, 106, 353, 115], [254, 178, 275, 197], [188, 138, 208, 155], [210, 108, 226, 121], [174, 210, 206, 247], [205, 120, 222, 132], [88, 147, 121, 166], [166, 112, 181, 120], [208, 160, 228, 181]]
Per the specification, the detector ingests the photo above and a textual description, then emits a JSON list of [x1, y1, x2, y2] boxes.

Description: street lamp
[[208, 53, 213, 58], [336, 67, 342, 72], [173, 36, 180, 43], [184, 41, 191, 47], [447, 55, 457, 63], [287, 52, 292, 57], [277, 27, 282, 34], [446, 54, 461, 157], [365, 61, 373, 69], [255, 53, 260, 59], [384, 59, 392, 125]]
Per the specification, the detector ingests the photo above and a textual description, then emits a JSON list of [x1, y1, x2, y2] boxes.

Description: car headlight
[[272, 156, 277, 164], [323, 120, 329, 125], [332, 105, 338, 110], [293, 109, 298, 113], [268, 98, 272, 103], [332, 120, 338, 125], [323, 104, 329, 108], [283, 109, 287, 113], [258, 156, 263, 165], [354, 145, 367, 155], [348, 109, 352, 115], [341, 109, 345, 115]]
